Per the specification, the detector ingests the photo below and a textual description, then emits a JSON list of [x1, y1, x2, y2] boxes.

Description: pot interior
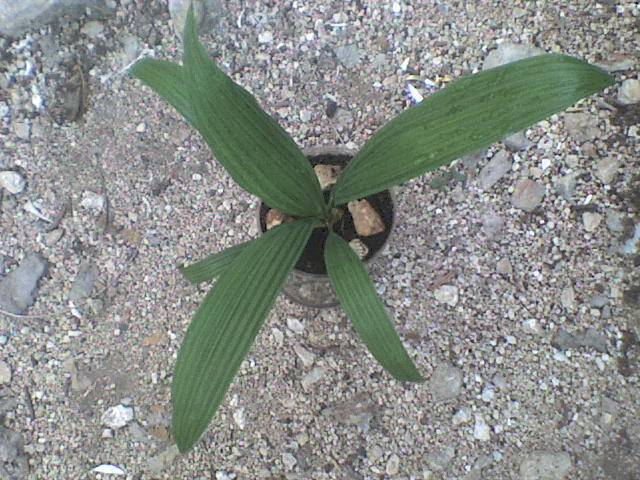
[[259, 152, 394, 274]]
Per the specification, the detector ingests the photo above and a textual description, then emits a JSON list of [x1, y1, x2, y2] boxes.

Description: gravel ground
[[0, 1, 639, 479]]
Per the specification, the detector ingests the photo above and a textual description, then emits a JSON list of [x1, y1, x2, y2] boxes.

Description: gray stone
[[430, 363, 463, 401], [617, 79, 640, 105], [605, 209, 625, 233], [595, 157, 619, 184], [0, 361, 11, 384], [13, 122, 30, 140], [0, 171, 26, 194], [334, 45, 362, 69], [479, 150, 512, 190], [301, 366, 326, 390], [426, 445, 455, 470], [551, 328, 608, 353], [481, 211, 505, 238], [555, 171, 582, 200], [560, 286, 576, 310], [147, 445, 179, 474], [80, 20, 104, 38], [0, 425, 28, 478], [511, 179, 545, 212], [293, 344, 315, 367], [68, 261, 99, 303], [590, 295, 608, 308], [322, 394, 378, 430], [504, 131, 530, 151], [0, 253, 48, 314], [564, 113, 600, 142], [0, 0, 116, 37], [281, 452, 297, 470], [483, 42, 544, 70], [519, 452, 572, 480]]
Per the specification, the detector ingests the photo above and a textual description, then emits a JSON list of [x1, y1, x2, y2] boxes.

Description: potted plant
[[131, 6, 613, 453]]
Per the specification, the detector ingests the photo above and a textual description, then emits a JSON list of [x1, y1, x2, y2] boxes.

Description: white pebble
[[0, 171, 26, 194], [474, 415, 491, 441], [386, 454, 400, 475], [136, 122, 146, 133], [282, 452, 297, 470], [80, 191, 105, 210], [481, 386, 495, 402], [452, 407, 472, 425], [0, 361, 12, 384], [583, 212, 602, 232], [434, 285, 459, 307], [522, 318, 542, 335], [233, 407, 245, 429], [101, 404, 134, 429], [617, 78, 640, 105], [286, 317, 305, 334], [258, 31, 273, 44]]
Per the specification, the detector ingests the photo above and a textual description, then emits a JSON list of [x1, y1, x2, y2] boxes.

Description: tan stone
[[266, 209, 287, 230], [313, 164, 342, 190], [347, 199, 385, 236]]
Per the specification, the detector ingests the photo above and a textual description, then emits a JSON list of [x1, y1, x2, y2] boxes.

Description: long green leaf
[[172, 218, 314, 453], [324, 232, 423, 382], [331, 54, 613, 204], [181, 241, 250, 284], [182, 6, 325, 217], [130, 59, 199, 129]]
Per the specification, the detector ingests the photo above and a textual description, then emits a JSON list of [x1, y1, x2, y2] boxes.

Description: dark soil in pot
[[259, 151, 394, 275]]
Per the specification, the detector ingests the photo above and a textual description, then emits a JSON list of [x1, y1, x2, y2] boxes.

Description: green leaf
[[331, 54, 613, 204], [172, 218, 314, 453], [324, 232, 423, 382], [130, 58, 199, 129], [180, 241, 251, 284], [182, 6, 325, 217]]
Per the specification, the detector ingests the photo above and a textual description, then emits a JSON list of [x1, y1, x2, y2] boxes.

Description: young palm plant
[[131, 6, 612, 453]]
